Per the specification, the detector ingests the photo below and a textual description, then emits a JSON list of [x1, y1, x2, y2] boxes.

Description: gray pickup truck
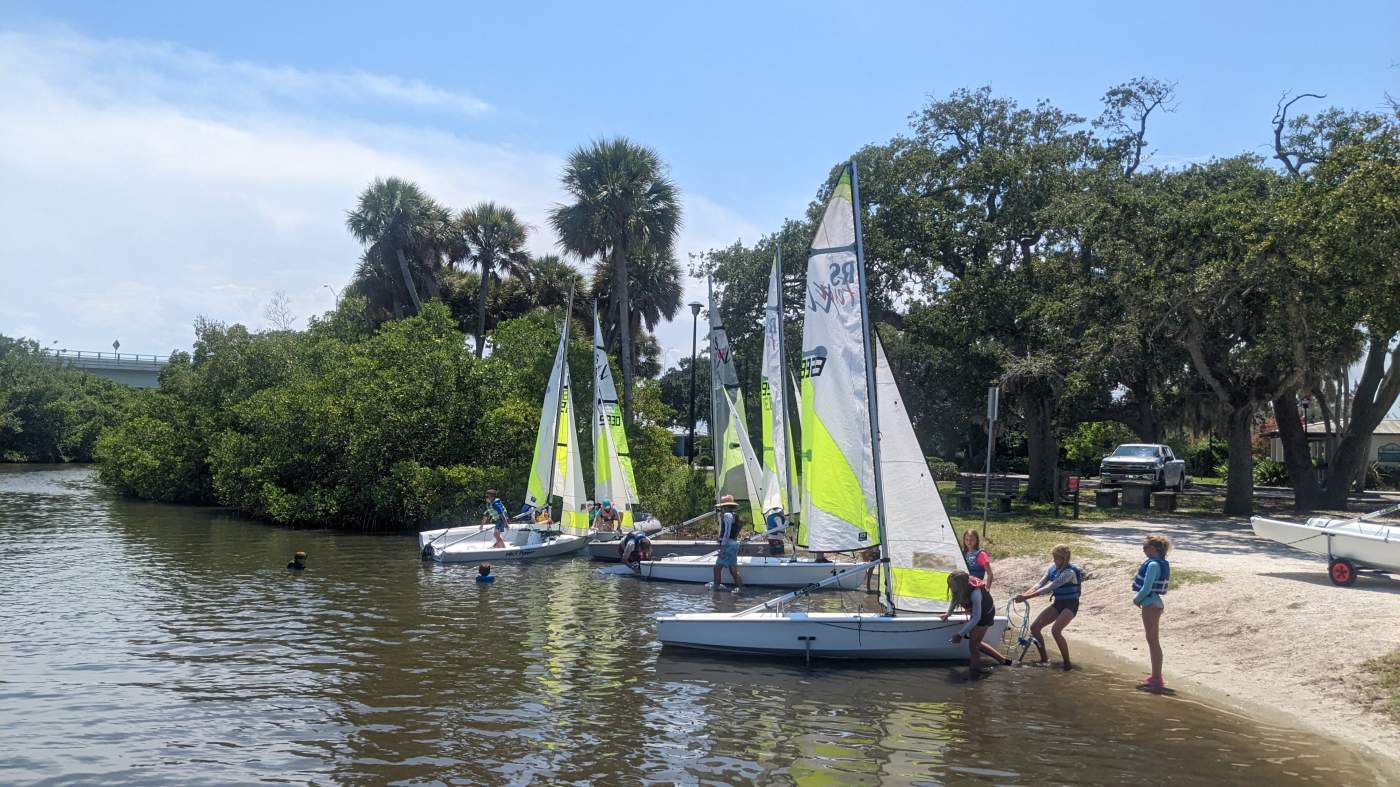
[[1099, 444, 1187, 491]]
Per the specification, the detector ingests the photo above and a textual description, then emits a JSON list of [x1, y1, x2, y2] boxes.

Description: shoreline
[[994, 513, 1400, 775]]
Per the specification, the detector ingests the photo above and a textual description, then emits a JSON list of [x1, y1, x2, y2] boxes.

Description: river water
[[0, 465, 1385, 785]]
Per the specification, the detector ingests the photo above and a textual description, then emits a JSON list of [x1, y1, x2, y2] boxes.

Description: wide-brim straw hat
[[717, 494, 740, 509]]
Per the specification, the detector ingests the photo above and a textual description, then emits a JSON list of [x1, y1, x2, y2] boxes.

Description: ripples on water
[[0, 466, 1384, 785]]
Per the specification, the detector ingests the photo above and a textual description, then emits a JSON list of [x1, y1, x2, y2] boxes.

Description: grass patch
[[937, 482, 1104, 561], [1167, 568, 1223, 590], [1361, 650, 1400, 723]]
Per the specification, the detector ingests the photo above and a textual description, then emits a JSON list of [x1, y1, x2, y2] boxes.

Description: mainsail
[[759, 249, 799, 518], [798, 166, 880, 551], [593, 307, 638, 528], [875, 337, 961, 609], [709, 278, 765, 526], [524, 300, 571, 514], [555, 362, 591, 535]]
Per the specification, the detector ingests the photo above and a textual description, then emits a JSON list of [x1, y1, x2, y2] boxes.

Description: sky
[[2, 1, 1397, 368]]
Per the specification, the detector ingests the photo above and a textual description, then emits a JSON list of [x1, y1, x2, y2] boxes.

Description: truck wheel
[[1175, 474, 1185, 492], [1328, 558, 1358, 587], [1153, 472, 1164, 491]]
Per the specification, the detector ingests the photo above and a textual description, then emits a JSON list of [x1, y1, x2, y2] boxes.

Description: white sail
[[875, 337, 961, 611], [760, 251, 797, 518], [524, 307, 569, 512], [708, 278, 758, 510], [722, 387, 768, 524], [593, 308, 638, 527], [798, 166, 879, 551], [557, 363, 590, 535]]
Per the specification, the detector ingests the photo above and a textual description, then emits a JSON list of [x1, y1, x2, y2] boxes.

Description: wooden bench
[[955, 474, 1022, 513]]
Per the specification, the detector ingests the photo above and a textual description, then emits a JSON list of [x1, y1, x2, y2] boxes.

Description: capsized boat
[[659, 162, 1006, 659], [422, 290, 590, 564], [1251, 504, 1400, 586]]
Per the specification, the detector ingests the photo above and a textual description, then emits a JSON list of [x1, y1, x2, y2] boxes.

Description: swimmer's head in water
[[478, 563, 492, 576]]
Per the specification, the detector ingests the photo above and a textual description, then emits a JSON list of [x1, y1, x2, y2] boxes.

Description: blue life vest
[[475, 574, 495, 583], [1048, 563, 1083, 601], [964, 548, 989, 579], [1132, 557, 1170, 595]]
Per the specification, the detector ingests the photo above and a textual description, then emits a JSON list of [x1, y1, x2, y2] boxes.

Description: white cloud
[[0, 28, 757, 359]]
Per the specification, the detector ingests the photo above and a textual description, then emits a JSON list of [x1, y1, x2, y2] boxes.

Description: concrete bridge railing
[[43, 349, 169, 388]]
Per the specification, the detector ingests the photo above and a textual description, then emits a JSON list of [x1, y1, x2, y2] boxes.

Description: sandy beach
[[995, 513, 1400, 771]]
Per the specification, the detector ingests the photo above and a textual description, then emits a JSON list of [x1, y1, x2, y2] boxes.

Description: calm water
[[0, 465, 1386, 786]]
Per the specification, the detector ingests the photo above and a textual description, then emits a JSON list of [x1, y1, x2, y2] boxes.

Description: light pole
[[687, 301, 703, 465]]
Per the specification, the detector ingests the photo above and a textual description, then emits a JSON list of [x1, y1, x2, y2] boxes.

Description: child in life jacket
[[1134, 534, 1171, 691], [942, 571, 1012, 675], [961, 529, 993, 587], [1013, 544, 1083, 671], [476, 563, 496, 584]]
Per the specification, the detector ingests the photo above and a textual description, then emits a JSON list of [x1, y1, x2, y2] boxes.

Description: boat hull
[[1251, 516, 1400, 572], [586, 540, 769, 562], [637, 556, 869, 589], [430, 533, 588, 564], [657, 611, 1010, 660]]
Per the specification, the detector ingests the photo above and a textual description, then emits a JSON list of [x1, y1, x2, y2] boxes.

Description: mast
[[774, 244, 792, 515], [850, 160, 895, 614], [707, 276, 721, 499], [542, 283, 575, 515]]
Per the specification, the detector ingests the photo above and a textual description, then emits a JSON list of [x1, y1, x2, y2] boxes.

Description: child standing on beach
[[1013, 544, 1083, 671], [962, 529, 993, 587], [943, 571, 1012, 675], [1134, 534, 1171, 691]]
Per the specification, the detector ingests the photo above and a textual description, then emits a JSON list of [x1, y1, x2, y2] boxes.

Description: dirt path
[[993, 513, 1400, 770]]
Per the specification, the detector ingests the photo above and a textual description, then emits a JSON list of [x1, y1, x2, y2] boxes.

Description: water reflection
[[0, 466, 1386, 785]]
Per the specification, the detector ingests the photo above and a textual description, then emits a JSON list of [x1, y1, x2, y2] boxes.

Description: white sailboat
[[590, 304, 642, 532], [1251, 504, 1400, 585], [631, 281, 850, 587], [658, 162, 1008, 658], [422, 299, 589, 564]]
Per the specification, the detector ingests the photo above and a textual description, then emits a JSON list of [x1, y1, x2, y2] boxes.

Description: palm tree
[[549, 138, 682, 425], [345, 178, 450, 318], [590, 244, 682, 368], [457, 202, 532, 356]]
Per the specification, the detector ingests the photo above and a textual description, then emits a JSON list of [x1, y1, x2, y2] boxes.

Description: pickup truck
[[1099, 444, 1187, 491]]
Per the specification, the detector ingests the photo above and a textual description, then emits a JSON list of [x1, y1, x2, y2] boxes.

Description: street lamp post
[[687, 301, 703, 465]]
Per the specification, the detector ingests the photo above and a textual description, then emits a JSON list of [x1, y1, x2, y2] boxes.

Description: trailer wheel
[[1328, 558, 1358, 587]]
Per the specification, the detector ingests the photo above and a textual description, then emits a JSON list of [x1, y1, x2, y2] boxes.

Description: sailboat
[[420, 298, 590, 564], [630, 268, 865, 589], [760, 248, 800, 523], [658, 162, 1008, 657]]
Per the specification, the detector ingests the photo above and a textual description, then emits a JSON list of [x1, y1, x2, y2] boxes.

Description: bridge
[[44, 349, 168, 388]]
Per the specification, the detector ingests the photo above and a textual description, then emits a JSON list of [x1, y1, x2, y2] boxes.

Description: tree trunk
[[613, 244, 635, 428], [395, 249, 423, 314], [1272, 393, 1319, 510], [1023, 394, 1058, 502], [1224, 406, 1255, 517], [1319, 334, 1400, 508], [475, 260, 491, 357]]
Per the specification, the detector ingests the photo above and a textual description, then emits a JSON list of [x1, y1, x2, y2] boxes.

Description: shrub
[[1252, 458, 1289, 487], [926, 458, 962, 481]]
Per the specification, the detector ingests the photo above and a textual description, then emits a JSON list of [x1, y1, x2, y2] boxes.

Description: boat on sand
[[1251, 504, 1400, 586]]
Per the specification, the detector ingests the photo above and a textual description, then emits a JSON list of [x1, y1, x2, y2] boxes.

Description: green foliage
[[1180, 434, 1228, 476], [1062, 421, 1137, 476], [0, 335, 134, 463], [926, 459, 961, 481], [95, 303, 596, 530], [1252, 458, 1289, 487]]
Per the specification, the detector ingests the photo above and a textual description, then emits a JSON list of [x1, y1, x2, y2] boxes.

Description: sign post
[[981, 385, 999, 539]]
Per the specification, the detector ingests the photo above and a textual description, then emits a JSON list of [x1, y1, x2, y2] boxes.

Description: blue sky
[[2, 1, 1396, 365]]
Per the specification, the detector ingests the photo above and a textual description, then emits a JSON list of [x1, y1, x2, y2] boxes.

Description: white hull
[[586, 539, 769, 562], [657, 611, 1009, 660], [637, 555, 869, 589], [418, 523, 537, 552], [429, 531, 587, 564], [1251, 516, 1400, 572]]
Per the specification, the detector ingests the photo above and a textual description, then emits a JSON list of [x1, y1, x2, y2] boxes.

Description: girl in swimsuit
[[943, 571, 1011, 675], [1134, 534, 1171, 691], [1014, 543, 1083, 671]]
